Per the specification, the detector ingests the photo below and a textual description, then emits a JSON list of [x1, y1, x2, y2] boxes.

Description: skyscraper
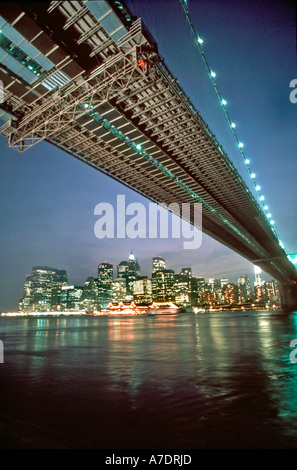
[[254, 266, 262, 287], [19, 266, 68, 312], [126, 252, 141, 297], [133, 277, 152, 304], [117, 261, 129, 278], [223, 283, 239, 305], [80, 277, 98, 312], [152, 268, 175, 302], [97, 262, 113, 308], [112, 278, 127, 303], [237, 275, 252, 303], [152, 256, 166, 273]]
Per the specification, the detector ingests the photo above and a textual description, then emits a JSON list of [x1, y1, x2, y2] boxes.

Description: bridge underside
[[0, 0, 296, 299]]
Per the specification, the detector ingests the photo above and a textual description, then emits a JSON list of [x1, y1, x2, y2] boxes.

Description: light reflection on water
[[1, 310, 297, 448]]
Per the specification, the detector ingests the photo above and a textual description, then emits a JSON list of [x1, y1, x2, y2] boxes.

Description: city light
[[17, 256, 282, 315]]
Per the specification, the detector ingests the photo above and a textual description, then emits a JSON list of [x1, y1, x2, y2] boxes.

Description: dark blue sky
[[0, 0, 296, 311]]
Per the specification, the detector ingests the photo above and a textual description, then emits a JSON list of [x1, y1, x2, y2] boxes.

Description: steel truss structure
[[0, 0, 296, 286]]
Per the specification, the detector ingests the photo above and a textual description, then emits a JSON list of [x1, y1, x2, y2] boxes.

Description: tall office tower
[[271, 280, 281, 303], [61, 286, 84, 311], [128, 252, 141, 277], [223, 283, 239, 305], [126, 253, 141, 296], [117, 261, 129, 278], [97, 262, 113, 308], [133, 277, 152, 304], [220, 278, 229, 289], [175, 268, 197, 306], [51, 269, 69, 309], [111, 278, 127, 303], [237, 275, 252, 303], [19, 266, 68, 312], [152, 256, 166, 273], [152, 268, 175, 302], [80, 277, 98, 312], [254, 266, 263, 302], [208, 278, 221, 304], [254, 266, 262, 286]]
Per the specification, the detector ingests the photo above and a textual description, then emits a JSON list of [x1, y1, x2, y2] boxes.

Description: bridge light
[[231, 122, 236, 128], [267, 213, 271, 218], [239, 142, 244, 148], [138, 60, 146, 67], [270, 220, 275, 225], [197, 37, 204, 44], [264, 205, 268, 210], [251, 173, 256, 178], [221, 99, 227, 105], [136, 144, 142, 151], [245, 159, 250, 165], [256, 185, 261, 191], [211, 71, 216, 77], [260, 195, 265, 201]]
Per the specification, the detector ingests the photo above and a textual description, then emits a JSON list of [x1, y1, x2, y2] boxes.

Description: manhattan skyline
[[0, 0, 296, 312]]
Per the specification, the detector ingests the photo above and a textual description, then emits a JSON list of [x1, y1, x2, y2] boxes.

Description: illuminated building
[[19, 266, 68, 312], [254, 266, 262, 287], [61, 285, 84, 311], [126, 252, 141, 296], [80, 277, 98, 312], [254, 266, 263, 302], [112, 277, 127, 303], [98, 262, 114, 308], [152, 268, 175, 302], [117, 261, 129, 278], [223, 283, 239, 305], [220, 278, 229, 289], [175, 268, 198, 306], [237, 275, 252, 302], [209, 278, 222, 304], [133, 277, 152, 304], [263, 280, 280, 304], [152, 256, 166, 273]]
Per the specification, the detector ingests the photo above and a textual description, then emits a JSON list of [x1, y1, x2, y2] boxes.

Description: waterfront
[[1, 310, 297, 449]]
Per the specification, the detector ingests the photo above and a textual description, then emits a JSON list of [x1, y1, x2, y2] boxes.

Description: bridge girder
[[0, 0, 296, 288]]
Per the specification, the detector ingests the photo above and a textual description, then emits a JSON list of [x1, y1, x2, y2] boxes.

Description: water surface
[[1, 310, 297, 449]]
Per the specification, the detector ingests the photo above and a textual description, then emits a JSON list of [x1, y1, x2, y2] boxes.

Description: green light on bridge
[[288, 254, 297, 265], [0, 30, 44, 78]]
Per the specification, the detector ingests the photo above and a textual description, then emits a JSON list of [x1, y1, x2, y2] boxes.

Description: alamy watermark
[[0, 340, 3, 363], [94, 195, 202, 249], [289, 79, 297, 104]]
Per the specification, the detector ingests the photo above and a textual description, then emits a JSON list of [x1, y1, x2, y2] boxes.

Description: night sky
[[0, 0, 296, 311]]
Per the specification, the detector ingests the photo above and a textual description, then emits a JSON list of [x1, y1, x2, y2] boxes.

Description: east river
[[1, 310, 297, 449]]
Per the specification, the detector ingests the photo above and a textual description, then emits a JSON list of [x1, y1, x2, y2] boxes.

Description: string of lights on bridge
[[179, 0, 289, 257]]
